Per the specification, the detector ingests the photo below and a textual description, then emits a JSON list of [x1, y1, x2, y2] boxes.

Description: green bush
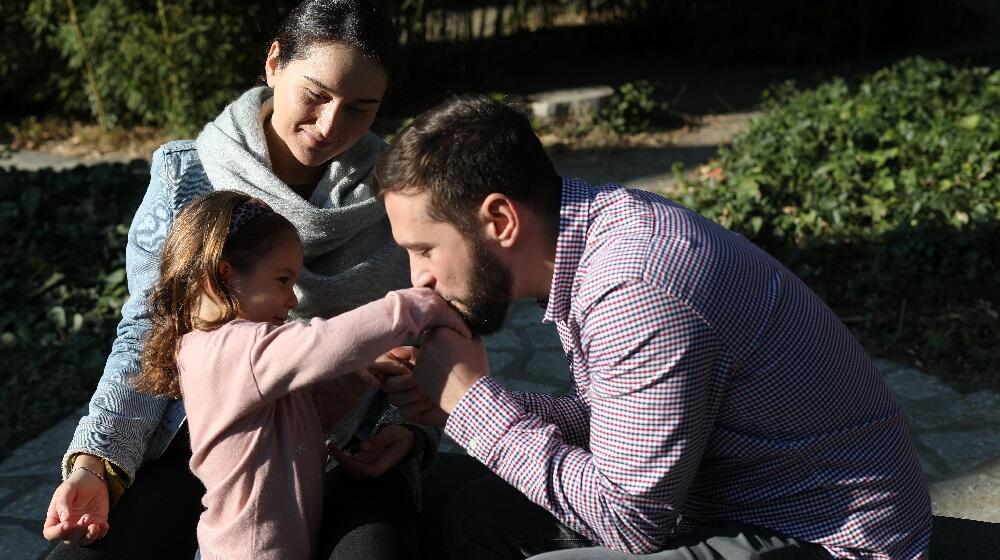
[[0, 163, 149, 458], [678, 57, 999, 386], [22, 0, 282, 135], [598, 80, 677, 134]]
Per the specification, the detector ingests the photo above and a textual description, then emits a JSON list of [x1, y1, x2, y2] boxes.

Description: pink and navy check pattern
[[445, 179, 931, 559]]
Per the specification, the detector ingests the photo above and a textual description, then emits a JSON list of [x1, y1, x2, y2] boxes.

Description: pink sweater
[[177, 289, 448, 560]]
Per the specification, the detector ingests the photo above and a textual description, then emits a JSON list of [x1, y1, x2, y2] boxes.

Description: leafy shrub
[[0, 163, 149, 458], [678, 57, 999, 388], [597, 80, 670, 134], [23, 0, 282, 135]]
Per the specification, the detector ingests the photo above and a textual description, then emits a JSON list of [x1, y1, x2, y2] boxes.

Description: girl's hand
[[359, 346, 418, 388], [398, 288, 472, 339], [42, 457, 110, 546], [328, 425, 417, 479]]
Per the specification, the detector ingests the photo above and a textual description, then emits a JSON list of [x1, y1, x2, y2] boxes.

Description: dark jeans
[[46, 429, 420, 560], [443, 468, 834, 560]]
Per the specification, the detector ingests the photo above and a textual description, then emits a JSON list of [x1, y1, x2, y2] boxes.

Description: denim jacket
[[63, 141, 438, 497]]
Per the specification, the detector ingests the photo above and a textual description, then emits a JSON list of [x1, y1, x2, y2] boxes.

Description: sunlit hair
[[372, 95, 561, 237], [271, 0, 399, 79], [132, 191, 299, 399]]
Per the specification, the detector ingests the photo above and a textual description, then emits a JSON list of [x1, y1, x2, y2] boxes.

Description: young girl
[[131, 191, 467, 560]]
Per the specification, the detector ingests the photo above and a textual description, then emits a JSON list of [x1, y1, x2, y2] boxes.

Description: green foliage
[[0, 163, 149, 458], [679, 57, 999, 383], [598, 80, 673, 134], [22, 0, 281, 135], [682, 57, 998, 246]]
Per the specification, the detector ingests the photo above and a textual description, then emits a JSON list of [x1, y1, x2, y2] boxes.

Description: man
[[372, 96, 931, 560]]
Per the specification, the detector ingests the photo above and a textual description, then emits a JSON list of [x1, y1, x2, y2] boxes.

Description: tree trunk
[[65, 0, 107, 130]]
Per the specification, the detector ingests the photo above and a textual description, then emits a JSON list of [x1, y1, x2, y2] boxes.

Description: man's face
[[384, 190, 513, 335]]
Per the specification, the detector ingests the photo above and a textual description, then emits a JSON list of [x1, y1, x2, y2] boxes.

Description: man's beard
[[455, 236, 514, 336]]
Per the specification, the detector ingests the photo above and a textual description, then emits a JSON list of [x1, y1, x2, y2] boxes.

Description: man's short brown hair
[[373, 95, 561, 235]]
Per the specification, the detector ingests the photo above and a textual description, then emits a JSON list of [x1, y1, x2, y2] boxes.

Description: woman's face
[[265, 41, 388, 174]]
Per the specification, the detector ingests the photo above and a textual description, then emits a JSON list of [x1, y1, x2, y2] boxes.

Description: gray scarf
[[195, 86, 409, 319]]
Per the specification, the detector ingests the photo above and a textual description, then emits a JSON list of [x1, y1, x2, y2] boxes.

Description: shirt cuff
[[445, 376, 525, 465]]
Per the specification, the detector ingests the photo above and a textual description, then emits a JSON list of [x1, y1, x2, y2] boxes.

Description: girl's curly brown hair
[[132, 191, 298, 399]]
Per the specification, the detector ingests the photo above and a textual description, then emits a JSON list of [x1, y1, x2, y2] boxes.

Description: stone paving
[[4, 299, 997, 559]]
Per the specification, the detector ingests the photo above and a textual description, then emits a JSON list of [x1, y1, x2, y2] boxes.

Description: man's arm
[[445, 282, 725, 554]]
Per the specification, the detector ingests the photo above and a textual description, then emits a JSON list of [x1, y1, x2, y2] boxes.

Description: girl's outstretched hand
[[397, 288, 472, 339], [328, 424, 416, 479], [359, 346, 418, 388], [42, 459, 110, 546]]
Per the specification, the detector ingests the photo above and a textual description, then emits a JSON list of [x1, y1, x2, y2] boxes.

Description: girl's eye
[[277, 277, 291, 285], [346, 104, 368, 114]]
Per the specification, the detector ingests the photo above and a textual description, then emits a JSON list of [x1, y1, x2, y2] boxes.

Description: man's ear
[[264, 41, 281, 87], [478, 193, 519, 248]]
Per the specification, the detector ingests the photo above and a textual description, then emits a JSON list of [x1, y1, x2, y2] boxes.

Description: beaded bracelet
[[73, 465, 107, 484]]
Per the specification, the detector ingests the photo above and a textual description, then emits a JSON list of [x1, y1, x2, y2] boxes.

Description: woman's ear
[[264, 41, 281, 87]]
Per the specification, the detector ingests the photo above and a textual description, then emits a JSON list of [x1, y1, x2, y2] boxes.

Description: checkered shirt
[[445, 179, 931, 559]]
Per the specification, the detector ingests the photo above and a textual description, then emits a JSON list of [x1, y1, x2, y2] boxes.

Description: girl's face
[[224, 238, 303, 326], [264, 41, 388, 179]]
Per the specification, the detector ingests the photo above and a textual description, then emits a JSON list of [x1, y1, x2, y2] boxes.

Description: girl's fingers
[[369, 360, 413, 378], [388, 345, 419, 364], [380, 373, 417, 392], [356, 369, 382, 388]]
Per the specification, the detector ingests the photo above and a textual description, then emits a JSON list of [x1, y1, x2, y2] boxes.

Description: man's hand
[[329, 425, 416, 478], [42, 455, 110, 546]]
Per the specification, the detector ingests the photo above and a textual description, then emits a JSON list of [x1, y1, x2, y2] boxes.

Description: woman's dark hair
[[373, 95, 562, 236], [272, 0, 400, 78], [132, 191, 300, 399]]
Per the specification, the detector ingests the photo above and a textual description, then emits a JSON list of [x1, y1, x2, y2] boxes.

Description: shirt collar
[[542, 178, 593, 324]]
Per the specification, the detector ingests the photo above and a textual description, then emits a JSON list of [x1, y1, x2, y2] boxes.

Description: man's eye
[[305, 89, 324, 101]]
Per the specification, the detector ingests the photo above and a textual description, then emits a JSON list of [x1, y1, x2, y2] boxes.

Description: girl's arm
[[249, 288, 467, 402]]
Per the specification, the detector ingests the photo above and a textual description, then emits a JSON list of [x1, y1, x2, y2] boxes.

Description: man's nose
[[410, 264, 435, 289]]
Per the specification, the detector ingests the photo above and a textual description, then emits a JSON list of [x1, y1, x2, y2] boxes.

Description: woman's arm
[[63, 143, 209, 485]]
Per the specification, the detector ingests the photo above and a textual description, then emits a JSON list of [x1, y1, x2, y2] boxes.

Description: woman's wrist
[[71, 453, 107, 474], [73, 465, 108, 485]]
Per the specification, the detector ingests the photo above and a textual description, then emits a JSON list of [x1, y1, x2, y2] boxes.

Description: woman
[[41, 2, 431, 558]]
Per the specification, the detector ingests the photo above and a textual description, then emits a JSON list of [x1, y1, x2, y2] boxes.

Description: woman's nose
[[315, 101, 342, 139]]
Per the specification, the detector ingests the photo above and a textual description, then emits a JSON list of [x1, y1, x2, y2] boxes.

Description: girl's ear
[[218, 260, 233, 285]]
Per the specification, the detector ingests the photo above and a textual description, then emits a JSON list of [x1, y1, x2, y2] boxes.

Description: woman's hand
[[328, 425, 417, 479], [42, 455, 110, 546]]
